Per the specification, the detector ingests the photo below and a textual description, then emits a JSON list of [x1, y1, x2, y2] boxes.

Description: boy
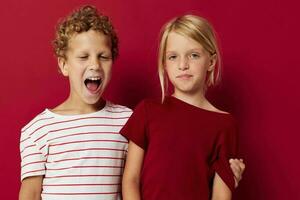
[[19, 5, 131, 200]]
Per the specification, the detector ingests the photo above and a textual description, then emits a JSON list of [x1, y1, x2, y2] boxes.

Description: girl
[[121, 15, 244, 200]]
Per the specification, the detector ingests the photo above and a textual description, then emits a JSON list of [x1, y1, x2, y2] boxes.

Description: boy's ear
[[208, 54, 217, 72], [58, 57, 68, 76]]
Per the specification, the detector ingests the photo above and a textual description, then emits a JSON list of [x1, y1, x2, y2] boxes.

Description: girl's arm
[[122, 141, 145, 200], [211, 173, 232, 200], [19, 176, 43, 200], [230, 158, 245, 187]]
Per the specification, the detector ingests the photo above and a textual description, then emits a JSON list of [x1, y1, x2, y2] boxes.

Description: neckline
[[167, 95, 231, 116], [45, 101, 109, 118]]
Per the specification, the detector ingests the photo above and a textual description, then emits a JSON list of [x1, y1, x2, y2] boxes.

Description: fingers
[[230, 158, 246, 173], [229, 158, 246, 183], [234, 176, 238, 188], [230, 160, 242, 180], [239, 159, 246, 171]]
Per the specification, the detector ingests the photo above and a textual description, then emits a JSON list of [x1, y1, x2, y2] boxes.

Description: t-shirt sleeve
[[211, 117, 239, 193], [120, 100, 148, 150], [20, 131, 46, 181]]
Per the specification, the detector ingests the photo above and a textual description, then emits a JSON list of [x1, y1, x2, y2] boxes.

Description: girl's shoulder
[[130, 98, 166, 117], [135, 98, 162, 109]]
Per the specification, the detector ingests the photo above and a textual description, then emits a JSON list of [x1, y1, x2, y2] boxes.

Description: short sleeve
[[211, 118, 239, 193], [120, 100, 148, 150], [20, 132, 46, 181]]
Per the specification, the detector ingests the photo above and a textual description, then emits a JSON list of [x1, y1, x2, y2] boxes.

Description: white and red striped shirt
[[20, 101, 132, 200]]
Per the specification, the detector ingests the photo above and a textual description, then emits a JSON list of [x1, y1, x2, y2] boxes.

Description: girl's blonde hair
[[158, 15, 222, 102]]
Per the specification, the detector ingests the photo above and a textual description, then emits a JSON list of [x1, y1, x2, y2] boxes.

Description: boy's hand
[[229, 158, 245, 188]]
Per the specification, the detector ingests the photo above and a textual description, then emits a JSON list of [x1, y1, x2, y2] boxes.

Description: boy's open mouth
[[84, 77, 102, 92]]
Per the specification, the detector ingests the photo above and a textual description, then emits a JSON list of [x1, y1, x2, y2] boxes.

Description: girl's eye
[[168, 55, 177, 60], [189, 53, 200, 59]]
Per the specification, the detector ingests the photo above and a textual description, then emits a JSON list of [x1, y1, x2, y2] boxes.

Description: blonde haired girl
[[121, 15, 245, 200]]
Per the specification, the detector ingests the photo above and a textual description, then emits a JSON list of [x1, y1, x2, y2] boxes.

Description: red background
[[0, 0, 298, 199]]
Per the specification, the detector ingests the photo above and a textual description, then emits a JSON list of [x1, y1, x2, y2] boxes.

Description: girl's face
[[59, 30, 113, 107], [165, 31, 216, 97]]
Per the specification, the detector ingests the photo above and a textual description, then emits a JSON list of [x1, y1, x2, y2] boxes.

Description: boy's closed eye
[[78, 55, 88, 60], [98, 54, 112, 61], [77, 54, 112, 61]]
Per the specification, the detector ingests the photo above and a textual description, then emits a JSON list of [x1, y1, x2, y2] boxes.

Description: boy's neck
[[52, 97, 106, 115]]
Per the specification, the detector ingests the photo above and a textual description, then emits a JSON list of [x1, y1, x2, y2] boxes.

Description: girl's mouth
[[176, 74, 193, 79]]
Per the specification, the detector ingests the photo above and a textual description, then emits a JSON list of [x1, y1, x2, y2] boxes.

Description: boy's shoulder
[[21, 102, 132, 135], [105, 101, 132, 112], [21, 109, 53, 133], [104, 101, 133, 118]]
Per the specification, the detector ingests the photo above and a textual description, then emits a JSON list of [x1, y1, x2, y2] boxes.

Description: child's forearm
[[122, 141, 144, 200], [19, 190, 41, 200], [122, 178, 141, 200], [211, 173, 232, 200], [211, 193, 231, 200], [19, 176, 43, 200], [19, 186, 41, 200]]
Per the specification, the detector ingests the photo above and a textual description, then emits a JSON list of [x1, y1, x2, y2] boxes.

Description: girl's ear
[[58, 57, 68, 76], [208, 54, 217, 72]]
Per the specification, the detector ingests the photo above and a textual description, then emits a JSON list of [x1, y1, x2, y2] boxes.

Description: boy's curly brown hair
[[53, 5, 118, 61]]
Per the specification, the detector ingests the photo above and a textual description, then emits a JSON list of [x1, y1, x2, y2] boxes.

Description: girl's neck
[[172, 91, 227, 114], [172, 91, 210, 109]]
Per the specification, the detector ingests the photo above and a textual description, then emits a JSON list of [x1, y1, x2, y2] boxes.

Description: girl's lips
[[176, 74, 193, 79]]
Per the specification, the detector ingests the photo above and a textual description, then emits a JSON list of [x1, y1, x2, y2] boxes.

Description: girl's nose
[[178, 58, 189, 70]]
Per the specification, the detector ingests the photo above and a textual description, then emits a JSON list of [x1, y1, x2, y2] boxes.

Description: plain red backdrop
[[0, 0, 299, 199]]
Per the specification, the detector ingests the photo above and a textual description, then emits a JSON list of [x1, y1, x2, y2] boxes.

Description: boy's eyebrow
[[72, 49, 111, 54]]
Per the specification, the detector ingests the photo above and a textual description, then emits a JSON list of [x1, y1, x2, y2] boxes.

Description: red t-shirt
[[120, 96, 238, 200]]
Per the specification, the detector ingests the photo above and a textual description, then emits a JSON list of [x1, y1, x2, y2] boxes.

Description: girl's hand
[[229, 158, 245, 188]]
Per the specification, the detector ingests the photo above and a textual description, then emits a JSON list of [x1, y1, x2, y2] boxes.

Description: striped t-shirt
[[20, 101, 132, 200]]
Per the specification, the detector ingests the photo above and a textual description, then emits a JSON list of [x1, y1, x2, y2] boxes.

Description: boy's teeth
[[87, 77, 100, 81]]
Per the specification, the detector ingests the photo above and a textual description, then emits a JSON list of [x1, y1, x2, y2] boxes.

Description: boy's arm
[[122, 141, 144, 200], [19, 176, 43, 200], [211, 173, 232, 200]]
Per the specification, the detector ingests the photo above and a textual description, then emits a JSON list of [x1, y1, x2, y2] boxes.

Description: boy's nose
[[90, 64, 100, 70], [89, 60, 101, 71]]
